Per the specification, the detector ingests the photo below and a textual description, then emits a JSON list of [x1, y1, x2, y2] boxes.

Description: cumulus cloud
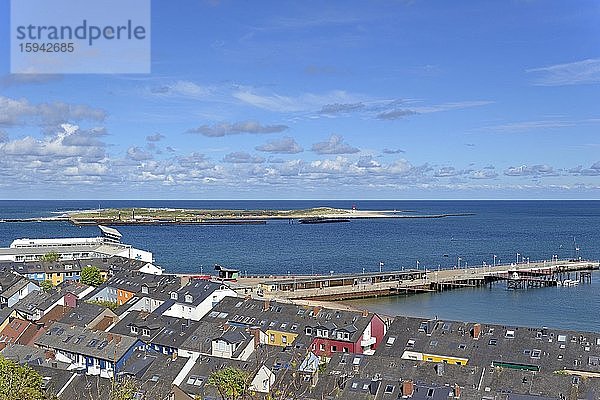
[[311, 134, 360, 155], [177, 152, 214, 170], [0, 96, 105, 127], [567, 162, 600, 176], [188, 121, 288, 137], [146, 133, 165, 142], [382, 148, 405, 154], [0, 124, 106, 159], [470, 169, 499, 179], [223, 151, 265, 163], [357, 155, 381, 168], [255, 137, 303, 154], [126, 146, 154, 161], [504, 165, 558, 177], [433, 167, 467, 177]]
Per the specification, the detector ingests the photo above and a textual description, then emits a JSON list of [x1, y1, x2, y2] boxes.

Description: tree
[[40, 252, 60, 262], [207, 367, 249, 400], [0, 356, 53, 400], [40, 280, 53, 292], [110, 378, 136, 400], [81, 266, 103, 286]]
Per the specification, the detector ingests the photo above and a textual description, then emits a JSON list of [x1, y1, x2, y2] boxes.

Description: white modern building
[[0, 225, 153, 263]]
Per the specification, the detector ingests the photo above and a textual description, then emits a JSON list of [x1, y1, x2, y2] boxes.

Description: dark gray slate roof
[[35, 322, 138, 361], [58, 302, 106, 327]]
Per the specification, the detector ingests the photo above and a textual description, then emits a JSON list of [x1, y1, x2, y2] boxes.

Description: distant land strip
[[0, 207, 475, 226]]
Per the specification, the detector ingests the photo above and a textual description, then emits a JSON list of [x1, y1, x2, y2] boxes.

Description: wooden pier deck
[[246, 259, 599, 301]]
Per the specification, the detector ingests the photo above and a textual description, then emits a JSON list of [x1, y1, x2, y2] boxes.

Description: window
[[270, 334, 275, 343], [531, 349, 541, 359], [385, 385, 394, 394], [505, 330, 515, 339], [319, 343, 325, 351], [458, 343, 466, 350], [170, 292, 178, 300], [406, 339, 415, 348], [282, 335, 287, 344], [331, 345, 337, 352], [343, 347, 349, 353], [386, 336, 396, 346], [305, 327, 312, 335], [488, 339, 497, 346]]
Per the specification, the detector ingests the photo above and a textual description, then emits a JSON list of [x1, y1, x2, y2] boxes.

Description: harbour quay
[[247, 259, 600, 301]]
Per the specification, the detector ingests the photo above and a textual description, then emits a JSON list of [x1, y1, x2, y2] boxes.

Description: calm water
[[0, 200, 598, 331]]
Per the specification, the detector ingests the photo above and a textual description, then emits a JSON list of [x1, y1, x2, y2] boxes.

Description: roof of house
[[35, 322, 139, 361], [204, 296, 375, 344], [376, 315, 600, 374], [58, 302, 107, 327], [119, 349, 187, 400], [0, 318, 38, 349], [14, 290, 56, 316], [0, 274, 32, 299], [95, 271, 181, 296], [170, 279, 230, 307], [109, 310, 201, 349]]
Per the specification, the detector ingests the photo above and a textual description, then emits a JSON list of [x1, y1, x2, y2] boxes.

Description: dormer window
[[141, 286, 148, 294], [185, 294, 193, 303], [170, 292, 178, 300], [142, 328, 150, 337], [131, 326, 139, 334]]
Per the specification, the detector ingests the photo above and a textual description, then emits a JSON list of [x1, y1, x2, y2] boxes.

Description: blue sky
[[1, 0, 599, 199]]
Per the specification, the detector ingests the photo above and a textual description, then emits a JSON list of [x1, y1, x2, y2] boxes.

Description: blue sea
[[0, 200, 598, 331]]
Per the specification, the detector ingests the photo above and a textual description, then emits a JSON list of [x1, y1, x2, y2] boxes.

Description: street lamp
[[416, 260, 420, 271], [516, 253, 520, 264], [457, 257, 462, 269], [493, 254, 497, 268]]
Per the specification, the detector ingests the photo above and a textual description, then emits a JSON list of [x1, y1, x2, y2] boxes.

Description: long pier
[[246, 259, 599, 301]]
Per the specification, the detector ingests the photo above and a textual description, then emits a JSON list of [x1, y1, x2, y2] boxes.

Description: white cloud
[[527, 59, 600, 86], [189, 120, 288, 137], [0, 96, 106, 126], [311, 134, 360, 155], [150, 80, 210, 98], [223, 151, 265, 163], [256, 137, 303, 154]]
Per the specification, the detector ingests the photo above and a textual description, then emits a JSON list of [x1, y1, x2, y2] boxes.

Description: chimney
[[435, 362, 444, 376], [454, 384, 461, 398], [402, 380, 414, 397], [473, 323, 481, 340], [249, 327, 261, 347], [362, 309, 369, 318], [223, 322, 230, 332], [313, 306, 321, 317], [263, 299, 270, 312]]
